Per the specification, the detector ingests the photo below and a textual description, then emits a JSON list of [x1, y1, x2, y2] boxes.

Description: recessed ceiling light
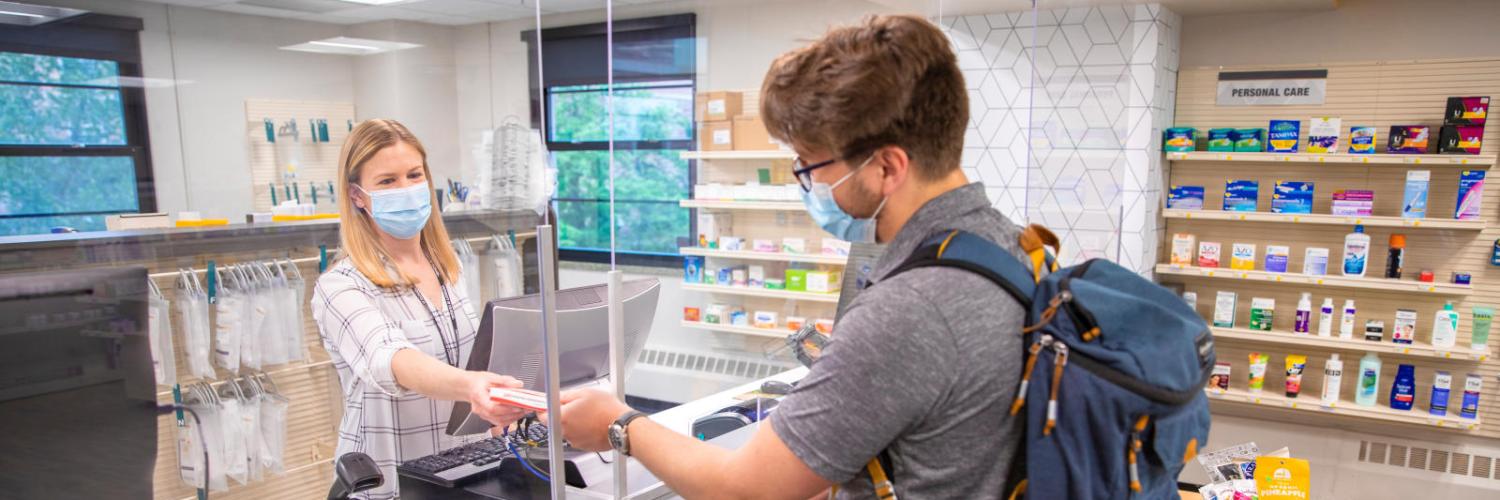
[[0, 1, 86, 26], [337, 0, 410, 5], [280, 36, 422, 56]]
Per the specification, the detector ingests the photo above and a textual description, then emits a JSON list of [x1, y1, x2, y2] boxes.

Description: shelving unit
[[1163, 209, 1487, 230], [680, 320, 792, 339], [680, 247, 848, 265], [679, 199, 804, 211], [681, 150, 796, 161], [1156, 264, 1474, 295], [1166, 151, 1495, 167], [682, 283, 841, 303], [1211, 327, 1491, 362], [1205, 388, 1481, 431]]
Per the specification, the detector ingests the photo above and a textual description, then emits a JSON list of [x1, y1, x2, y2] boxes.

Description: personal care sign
[[1216, 70, 1328, 106]]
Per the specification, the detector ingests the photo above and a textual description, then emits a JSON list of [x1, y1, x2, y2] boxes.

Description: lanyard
[[412, 263, 461, 368]]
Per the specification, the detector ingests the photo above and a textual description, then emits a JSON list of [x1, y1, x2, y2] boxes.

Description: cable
[[505, 438, 551, 482], [160, 404, 210, 499]]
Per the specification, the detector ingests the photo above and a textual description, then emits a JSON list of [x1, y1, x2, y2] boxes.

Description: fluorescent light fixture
[[337, 0, 409, 5], [280, 36, 422, 56], [0, 1, 87, 26]]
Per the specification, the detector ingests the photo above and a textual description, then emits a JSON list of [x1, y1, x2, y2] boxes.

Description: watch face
[[608, 423, 625, 452]]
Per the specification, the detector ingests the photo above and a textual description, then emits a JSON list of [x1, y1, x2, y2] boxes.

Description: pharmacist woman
[[313, 119, 526, 499]]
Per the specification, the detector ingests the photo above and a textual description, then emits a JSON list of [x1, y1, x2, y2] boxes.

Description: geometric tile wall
[[943, 4, 1180, 274]]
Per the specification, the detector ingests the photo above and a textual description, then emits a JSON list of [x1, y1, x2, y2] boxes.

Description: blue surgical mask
[[355, 181, 432, 240], [801, 156, 888, 243]]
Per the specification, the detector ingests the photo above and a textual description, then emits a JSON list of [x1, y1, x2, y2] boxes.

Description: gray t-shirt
[[772, 183, 1027, 499]]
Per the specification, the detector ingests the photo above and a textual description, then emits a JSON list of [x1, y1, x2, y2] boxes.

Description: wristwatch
[[608, 410, 647, 456]]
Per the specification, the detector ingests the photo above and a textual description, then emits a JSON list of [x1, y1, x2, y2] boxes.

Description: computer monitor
[[0, 266, 157, 499], [447, 278, 660, 435]]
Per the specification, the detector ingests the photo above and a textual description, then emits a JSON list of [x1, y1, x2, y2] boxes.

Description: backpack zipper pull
[[1043, 342, 1068, 436], [1009, 337, 1049, 416], [1023, 291, 1071, 334], [1128, 415, 1149, 492]]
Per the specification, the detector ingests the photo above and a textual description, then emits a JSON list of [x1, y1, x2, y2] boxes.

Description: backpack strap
[[885, 229, 1038, 308], [859, 228, 1050, 498]]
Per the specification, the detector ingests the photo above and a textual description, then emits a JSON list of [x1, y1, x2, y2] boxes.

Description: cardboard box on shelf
[[733, 116, 780, 151], [697, 91, 743, 122], [700, 120, 734, 151]]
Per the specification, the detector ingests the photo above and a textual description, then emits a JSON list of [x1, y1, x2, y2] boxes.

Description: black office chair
[[328, 453, 385, 500]]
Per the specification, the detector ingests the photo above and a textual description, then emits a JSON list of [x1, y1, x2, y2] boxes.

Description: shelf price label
[[1362, 158, 1370, 164]]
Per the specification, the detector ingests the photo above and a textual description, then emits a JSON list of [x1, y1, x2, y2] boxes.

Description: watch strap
[[613, 410, 647, 456]]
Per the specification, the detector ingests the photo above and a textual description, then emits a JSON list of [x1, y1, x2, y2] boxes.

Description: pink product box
[[1331, 189, 1374, 216]]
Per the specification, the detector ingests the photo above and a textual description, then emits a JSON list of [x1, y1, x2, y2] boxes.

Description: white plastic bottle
[[1318, 298, 1335, 337], [1433, 301, 1460, 349], [1294, 293, 1313, 334], [1355, 352, 1382, 407], [1343, 225, 1370, 277], [1322, 354, 1344, 404], [1339, 299, 1357, 339]]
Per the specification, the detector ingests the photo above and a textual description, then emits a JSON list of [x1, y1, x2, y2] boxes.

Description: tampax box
[[1348, 126, 1377, 154], [1207, 128, 1235, 152], [1233, 128, 1265, 152], [1268, 120, 1300, 153]]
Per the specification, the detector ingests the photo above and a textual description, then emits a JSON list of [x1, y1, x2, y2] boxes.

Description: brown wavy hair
[[760, 14, 967, 179], [335, 119, 461, 288]]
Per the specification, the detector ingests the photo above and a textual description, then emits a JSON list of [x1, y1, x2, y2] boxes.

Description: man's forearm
[[626, 418, 743, 499]]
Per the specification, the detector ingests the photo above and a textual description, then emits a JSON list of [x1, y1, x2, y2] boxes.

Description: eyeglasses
[[791, 157, 838, 192]]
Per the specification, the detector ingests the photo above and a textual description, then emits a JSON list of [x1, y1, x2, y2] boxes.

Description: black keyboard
[[397, 437, 516, 488]]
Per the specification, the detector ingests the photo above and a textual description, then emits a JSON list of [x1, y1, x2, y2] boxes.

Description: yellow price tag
[[1275, 276, 1284, 282], [1402, 348, 1412, 354], [1427, 286, 1436, 292], [1226, 155, 1234, 161], [1415, 158, 1423, 164], [1253, 397, 1262, 404], [1435, 421, 1445, 427], [1354, 218, 1363, 224], [1362, 158, 1370, 164], [1315, 279, 1325, 285], [1293, 216, 1301, 222], [1413, 220, 1422, 227], [1318, 157, 1326, 163], [1206, 271, 1216, 277], [1238, 214, 1247, 221], [1185, 212, 1192, 219], [1240, 273, 1250, 279], [1289, 402, 1298, 409]]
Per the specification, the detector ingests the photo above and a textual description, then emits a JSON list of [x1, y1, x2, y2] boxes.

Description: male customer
[[551, 14, 1028, 499]]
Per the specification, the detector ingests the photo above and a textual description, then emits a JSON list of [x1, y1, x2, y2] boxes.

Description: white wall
[[1180, 0, 1500, 68], [351, 20, 463, 184]]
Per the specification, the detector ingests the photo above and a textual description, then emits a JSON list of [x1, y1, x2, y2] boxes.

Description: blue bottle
[[1390, 364, 1416, 411]]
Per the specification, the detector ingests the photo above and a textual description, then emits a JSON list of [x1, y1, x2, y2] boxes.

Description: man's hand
[[544, 388, 633, 452], [465, 371, 527, 427]]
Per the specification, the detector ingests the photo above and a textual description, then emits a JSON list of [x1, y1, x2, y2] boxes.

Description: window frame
[[526, 14, 698, 267], [0, 14, 156, 230]]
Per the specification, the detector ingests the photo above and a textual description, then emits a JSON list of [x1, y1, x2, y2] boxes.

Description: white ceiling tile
[[399, 0, 511, 15]]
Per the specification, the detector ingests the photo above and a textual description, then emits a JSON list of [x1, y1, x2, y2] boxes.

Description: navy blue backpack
[[868, 225, 1214, 500]]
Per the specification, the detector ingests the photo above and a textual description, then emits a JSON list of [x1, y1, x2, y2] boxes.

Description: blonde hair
[[335, 119, 461, 289]]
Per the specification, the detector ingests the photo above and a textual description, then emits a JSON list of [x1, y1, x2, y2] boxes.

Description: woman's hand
[[539, 389, 633, 452], [465, 371, 527, 428]]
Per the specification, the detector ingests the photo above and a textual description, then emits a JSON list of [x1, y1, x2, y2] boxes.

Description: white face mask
[[355, 181, 432, 239]]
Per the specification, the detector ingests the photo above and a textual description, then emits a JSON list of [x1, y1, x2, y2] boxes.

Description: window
[[527, 15, 696, 264], [0, 15, 154, 236]]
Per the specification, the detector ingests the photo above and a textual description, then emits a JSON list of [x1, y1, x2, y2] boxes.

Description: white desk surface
[[567, 367, 810, 499]]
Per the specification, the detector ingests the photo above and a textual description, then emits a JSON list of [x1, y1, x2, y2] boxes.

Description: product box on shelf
[[1331, 190, 1374, 216], [699, 120, 734, 151], [822, 239, 852, 256], [1456, 170, 1487, 220], [1387, 125, 1430, 154], [785, 269, 808, 292], [1271, 181, 1314, 214], [1207, 128, 1235, 152], [697, 212, 731, 248], [683, 256, 704, 283], [1213, 291, 1237, 328], [1168, 185, 1205, 210], [1307, 117, 1342, 153], [704, 304, 726, 324], [748, 265, 765, 288], [729, 308, 749, 326], [764, 278, 785, 290], [814, 319, 835, 334], [719, 236, 745, 251], [1164, 127, 1196, 152], [806, 270, 842, 294], [732, 116, 780, 151], [1269, 120, 1300, 153], [696, 91, 743, 122], [1444, 96, 1489, 126], [1402, 170, 1431, 218], [753, 310, 778, 329], [731, 267, 748, 287], [1349, 126, 1377, 154], [1198, 241, 1222, 268], [786, 316, 806, 331], [1231, 243, 1257, 270], [1264, 245, 1290, 273], [1224, 180, 1260, 212], [1438, 125, 1483, 155], [715, 267, 731, 285], [1171, 233, 1196, 266], [752, 239, 777, 252], [782, 237, 807, 254], [1233, 128, 1265, 152], [683, 307, 700, 322]]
